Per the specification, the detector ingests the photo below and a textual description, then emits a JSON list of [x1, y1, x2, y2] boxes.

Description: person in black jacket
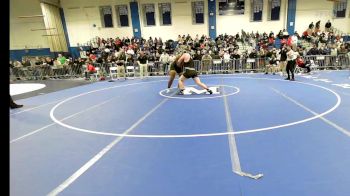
[[325, 20, 332, 32], [307, 45, 320, 55], [278, 45, 288, 76]]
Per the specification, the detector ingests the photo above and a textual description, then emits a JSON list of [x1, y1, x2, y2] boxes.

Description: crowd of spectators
[[10, 20, 349, 80]]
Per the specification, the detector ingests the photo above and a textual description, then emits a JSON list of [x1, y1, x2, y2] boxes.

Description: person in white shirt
[[285, 46, 296, 81], [126, 48, 135, 56], [159, 51, 170, 75], [223, 50, 231, 63], [168, 53, 176, 64]]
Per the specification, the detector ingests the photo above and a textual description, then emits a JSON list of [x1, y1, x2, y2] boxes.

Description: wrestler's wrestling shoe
[[177, 89, 184, 95], [207, 89, 213, 94]]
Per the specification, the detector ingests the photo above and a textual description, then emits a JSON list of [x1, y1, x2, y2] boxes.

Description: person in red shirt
[[89, 53, 96, 62], [287, 36, 293, 47], [85, 61, 96, 80], [296, 55, 310, 73]]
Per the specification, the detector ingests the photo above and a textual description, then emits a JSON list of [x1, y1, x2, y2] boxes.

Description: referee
[[285, 46, 296, 81]]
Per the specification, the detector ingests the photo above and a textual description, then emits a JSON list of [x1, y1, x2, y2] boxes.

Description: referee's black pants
[[286, 60, 296, 80]]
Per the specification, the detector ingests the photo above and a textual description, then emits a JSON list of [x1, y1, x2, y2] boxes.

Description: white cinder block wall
[[295, 0, 350, 34], [10, 0, 50, 49], [60, 0, 134, 47], [138, 0, 208, 40], [61, 0, 208, 46], [217, 0, 288, 35]]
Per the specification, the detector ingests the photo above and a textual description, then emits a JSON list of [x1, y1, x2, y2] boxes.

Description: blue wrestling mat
[[10, 70, 350, 196]]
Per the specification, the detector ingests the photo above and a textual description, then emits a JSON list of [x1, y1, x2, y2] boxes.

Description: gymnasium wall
[[138, 0, 208, 41], [10, 0, 50, 50], [60, 0, 133, 47], [10, 0, 350, 60], [60, 0, 208, 46], [217, 0, 287, 35], [294, 0, 350, 34]]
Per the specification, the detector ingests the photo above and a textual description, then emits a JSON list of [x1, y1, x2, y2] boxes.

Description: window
[[100, 6, 113, 28], [250, 0, 263, 22], [115, 5, 129, 27], [159, 3, 172, 25], [142, 4, 156, 26], [192, 1, 204, 24], [218, 0, 245, 15], [333, 0, 347, 18], [267, 0, 280, 21]]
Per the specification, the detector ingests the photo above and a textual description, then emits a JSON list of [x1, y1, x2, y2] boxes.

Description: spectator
[[230, 49, 241, 59], [307, 44, 320, 55], [57, 54, 67, 65], [309, 22, 314, 29], [34, 57, 43, 65], [89, 53, 97, 62], [116, 51, 126, 79], [330, 44, 338, 56], [201, 52, 212, 74], [159, 51, 170, 74], [137, 51, 148, 79], [291, 33, 298, 50], [338, 44, 348, 55], [22, 58, 31, 67], [193, 50, 202, 61], [278, 45, 288, 76], [282, 29, 289, 39], [296, 54, 310, 73], [249, 49, 258, 58], [325, 20, 332, 32], [315, 20, 321, 33], [85, 61, 96, 80]]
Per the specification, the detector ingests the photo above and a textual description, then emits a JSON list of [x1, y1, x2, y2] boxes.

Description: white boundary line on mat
[[49, 77, 342, 138]]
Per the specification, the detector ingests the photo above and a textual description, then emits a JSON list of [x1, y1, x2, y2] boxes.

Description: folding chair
[[309, 60, 319, 72], [148, 61, 155, 76], [91, 67, 100, 81], [246, 58, 256, 73], [126, 65, 135, 79], [212, 59, 222, 74], [109, 66, 118, 80]]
